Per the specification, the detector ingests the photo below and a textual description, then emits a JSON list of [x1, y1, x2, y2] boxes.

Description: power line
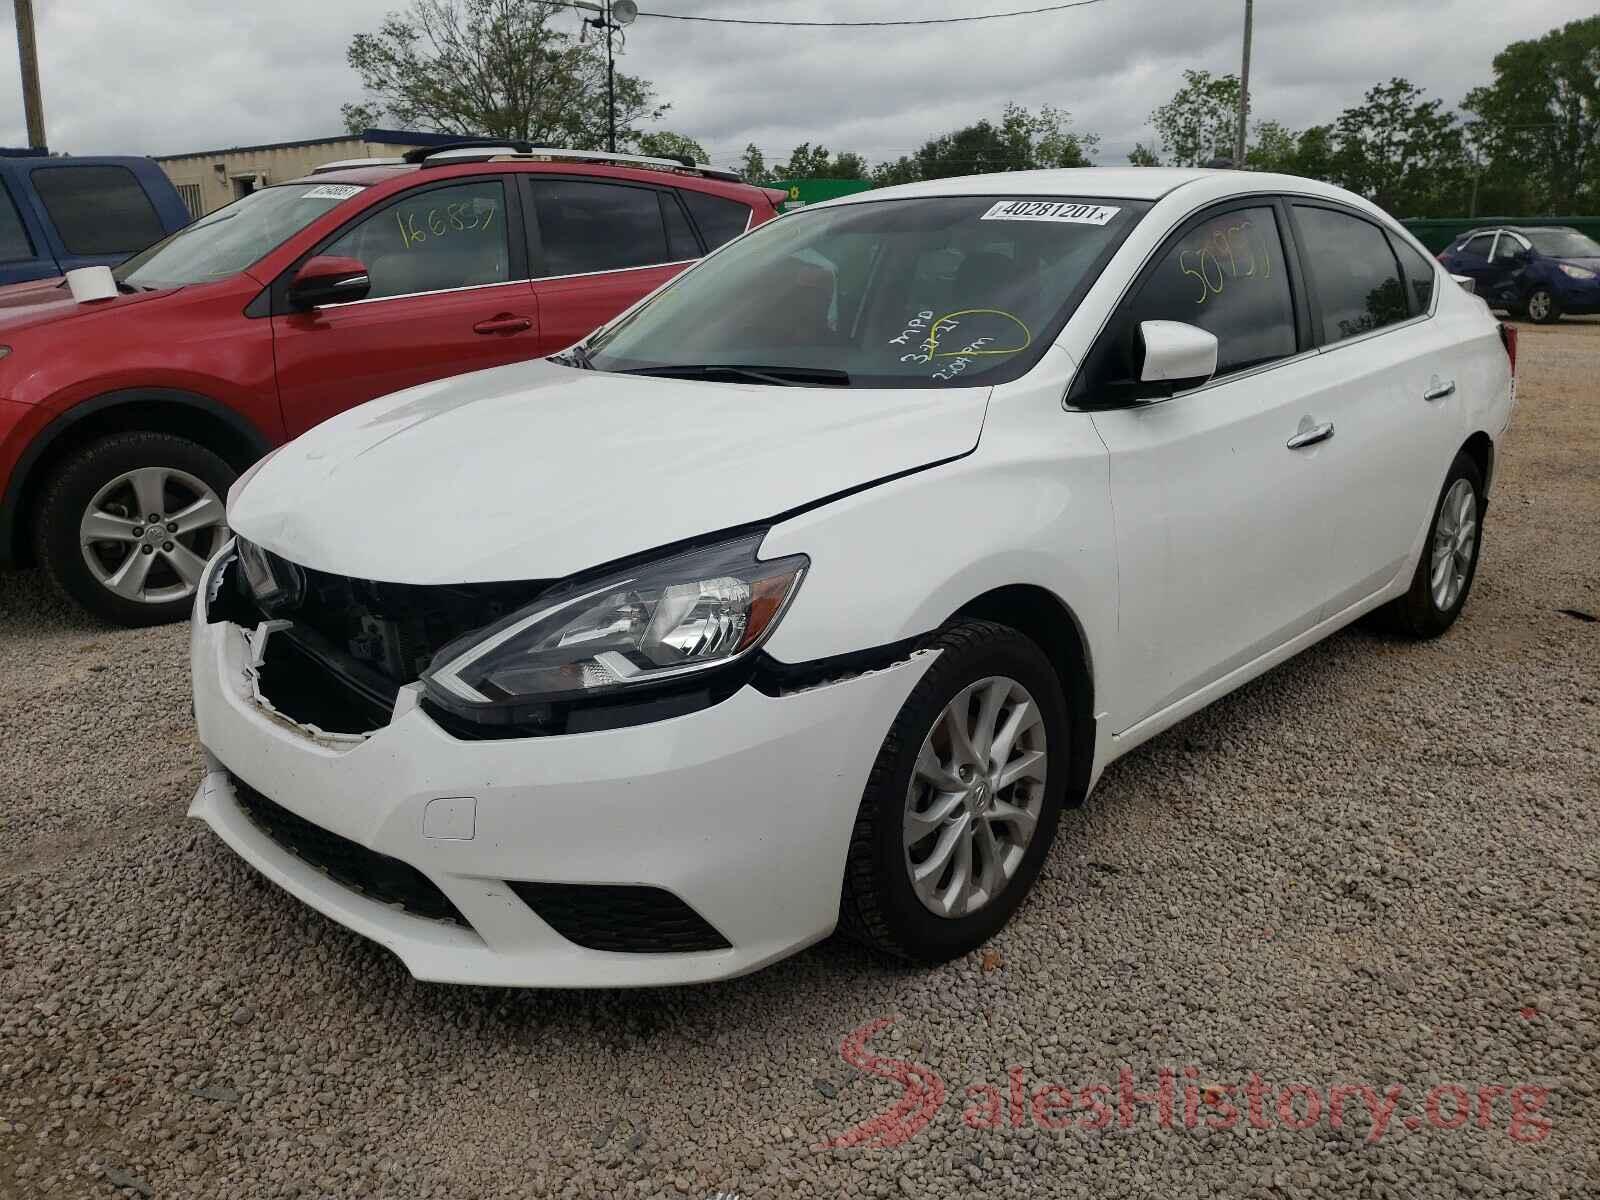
[[551, 0, 1110, 28]]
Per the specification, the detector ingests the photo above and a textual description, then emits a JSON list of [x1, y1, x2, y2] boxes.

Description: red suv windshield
[[116, 182, 369, 289]]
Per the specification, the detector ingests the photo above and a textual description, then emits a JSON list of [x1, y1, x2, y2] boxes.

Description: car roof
[[282, 158, 773, 200], [840, 167, 1214, 204]]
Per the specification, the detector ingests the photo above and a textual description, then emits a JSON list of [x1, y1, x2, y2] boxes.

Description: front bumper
[[189, 594, 933, 988]]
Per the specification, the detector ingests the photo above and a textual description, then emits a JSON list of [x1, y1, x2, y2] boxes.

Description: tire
[[1371, 452, 1485, 639], [1524, 286, 1561, 324], [33, 432, 236, 627], [838, 619, 1070, 964]]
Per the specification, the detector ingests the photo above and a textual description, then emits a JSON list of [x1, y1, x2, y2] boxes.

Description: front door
[[522, 177, 703, 356], [1082, 201, 1338, 729], [271, 177, 539, 437]]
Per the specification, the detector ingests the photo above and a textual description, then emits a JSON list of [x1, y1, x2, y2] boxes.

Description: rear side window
[[532, 180, 669, 276], [322, 180, 510, 301], [1461, 232, 1495, 257], [30, 165, 165, 256], [1391, 235, 1437, 315], [1117, 205, 1297, 377], [0, 183, 33, 261], [680, 190, 751, 251], [1293, 205, 1409, 345]]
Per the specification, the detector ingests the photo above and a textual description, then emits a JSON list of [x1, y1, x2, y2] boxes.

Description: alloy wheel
[[1527, 290, 1551, 321], [1429, 477, 1477, 612], [79, 467, 228, 606], [903, 675, 1048, 918]]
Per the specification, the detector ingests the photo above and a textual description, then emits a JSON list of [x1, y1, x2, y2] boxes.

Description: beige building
[[154, 129, 449, 217]]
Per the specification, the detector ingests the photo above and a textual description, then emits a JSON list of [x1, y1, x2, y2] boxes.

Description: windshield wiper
[[617, 364, 851, 387], [550, 342, 595, 370]]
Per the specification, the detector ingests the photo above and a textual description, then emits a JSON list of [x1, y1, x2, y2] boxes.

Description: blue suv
[[0, 155, 191, 285], [1438, 225, 1600, 324]]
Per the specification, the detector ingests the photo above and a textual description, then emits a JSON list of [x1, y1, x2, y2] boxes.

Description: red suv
[[0, 144, 782, 625]]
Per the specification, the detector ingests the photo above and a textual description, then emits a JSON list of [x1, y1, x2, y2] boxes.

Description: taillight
[[1499, 323, 1517, 375], [1436, 251, 1450, 263]]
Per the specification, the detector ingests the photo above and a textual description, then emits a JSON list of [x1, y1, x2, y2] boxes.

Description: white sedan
[[189, 168, 1515, 987]]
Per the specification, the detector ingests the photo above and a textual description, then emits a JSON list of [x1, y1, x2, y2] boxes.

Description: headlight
[[1558, 263, 1596, 280], [423, 533, 807, 721], [236, 536, 305, 612]]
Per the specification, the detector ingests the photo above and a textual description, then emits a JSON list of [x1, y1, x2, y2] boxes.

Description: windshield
[[585, 195, 1150, 388], [1523, 229, 1600, 258], [115, 182, 368, 289]]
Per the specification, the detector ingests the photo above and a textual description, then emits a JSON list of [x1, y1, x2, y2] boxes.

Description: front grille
[[232, 775, 467, 926], [508, 882, 731, 953]]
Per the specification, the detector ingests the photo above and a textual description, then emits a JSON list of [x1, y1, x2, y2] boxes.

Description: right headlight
[[423, 533, 807, 724]]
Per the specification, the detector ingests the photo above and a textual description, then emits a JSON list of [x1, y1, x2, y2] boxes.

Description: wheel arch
[[1460, 430, 1495, 505], [949, 583, 1097, 808], [1, 389, 272, 568]]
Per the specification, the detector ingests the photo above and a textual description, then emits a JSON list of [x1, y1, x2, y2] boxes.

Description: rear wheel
[[33, 432, 234, 627], [1525, 286, 1561, 324], [839, 620, 1069, 964], [1372, 452, 1484, 639]]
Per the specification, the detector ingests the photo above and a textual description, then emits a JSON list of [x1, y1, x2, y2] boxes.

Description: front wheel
[[838, 620, 1069, 964], [1372, 452, 1484, 639], [1525, 286, 1561, 324], [32, 432, 235, 627]]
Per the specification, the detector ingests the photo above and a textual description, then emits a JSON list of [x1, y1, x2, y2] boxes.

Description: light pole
[[576, 0, 638, 153], [1234, 0, 1253, 167]]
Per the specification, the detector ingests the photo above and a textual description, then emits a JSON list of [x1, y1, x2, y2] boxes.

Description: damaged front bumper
[[187, 548, 936, 988]]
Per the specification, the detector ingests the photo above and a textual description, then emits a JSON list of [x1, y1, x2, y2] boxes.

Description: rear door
[[270, 176, 539, 437], [523, 177, 707, 355], [1282, 202, 1459, 612], [1482, 230, 1530, 307], [1083, 200, 1344, 727], [1449, 232, 1499, 294]]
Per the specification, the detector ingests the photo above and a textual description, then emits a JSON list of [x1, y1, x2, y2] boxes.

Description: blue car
[[0, 154, 191, 286], [1437, 225, 1600, 324]]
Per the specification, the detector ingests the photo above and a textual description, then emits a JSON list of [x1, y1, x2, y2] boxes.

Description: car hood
[[229, 358, 989, 584], [0, 276, 168, 334]]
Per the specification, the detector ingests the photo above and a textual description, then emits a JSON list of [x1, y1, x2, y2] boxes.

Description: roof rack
[[311, 156, 406, 174], [403, 140, 744, 183]]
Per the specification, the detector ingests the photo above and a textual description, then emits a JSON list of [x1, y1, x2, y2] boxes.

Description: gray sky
[[2, 0, 1592, 169]]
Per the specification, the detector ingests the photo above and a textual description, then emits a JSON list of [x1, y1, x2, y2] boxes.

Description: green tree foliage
[[872, 156, 920, 186], [342, 0, 666, 149], [1330, 78, 1469, 216], [1243, 119, 1296, 171], [908, 103, 1098, 181], [1127, 142, 1161, 167], [1463, 16, 1600, 214], [636, 132, 708, 164], [737, 143, 767, 184], [775, 143, 869, 180], [1151, 70, 1241, 166]]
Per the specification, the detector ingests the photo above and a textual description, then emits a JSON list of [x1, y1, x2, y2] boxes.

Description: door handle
[[1422, 379, 1456, 402], [473, 314, 533, 335], [1286, 421, 1335, 450]]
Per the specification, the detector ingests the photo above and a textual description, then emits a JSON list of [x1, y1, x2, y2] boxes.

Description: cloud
[[2, 0, 1593, 168]]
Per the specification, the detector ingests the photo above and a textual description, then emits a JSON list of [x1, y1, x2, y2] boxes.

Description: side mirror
[[287, 255, 371, 309], [1136, 320, 1218, 394]]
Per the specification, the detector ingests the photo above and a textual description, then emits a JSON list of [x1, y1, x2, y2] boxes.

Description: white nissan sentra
[[190, 168, 1515, 987]]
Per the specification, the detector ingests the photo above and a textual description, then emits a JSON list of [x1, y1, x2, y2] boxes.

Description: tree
[[341, 0, 666, 149], [1463, 16, 1600, 214], [1151, 70, 1241, 166], [737, 143, 767, 184], [1330, 78, 1469, 216], [636, 132, 708, 164], [1127, 142, 1161, 167], [910, 102, 1098, 180], [774, 143, 868, 180], [872, 156, 920, 186], [1244, 119, 1296, 172]]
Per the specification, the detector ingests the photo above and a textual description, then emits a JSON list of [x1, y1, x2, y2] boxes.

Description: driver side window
[[322, 180, 510, 301], [1116, 205, 1297, 380]]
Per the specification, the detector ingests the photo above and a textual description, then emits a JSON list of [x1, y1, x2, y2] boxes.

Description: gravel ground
[[2, 320, 1597, 1200]]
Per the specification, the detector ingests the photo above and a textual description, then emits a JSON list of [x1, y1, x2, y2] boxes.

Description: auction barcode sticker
[[302, 184, 363, 201], [980, 200, 1121, 225]]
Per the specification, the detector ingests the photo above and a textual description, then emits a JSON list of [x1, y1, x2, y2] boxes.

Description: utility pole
[[605, 0, 615, 153], [1234, 0, 1253, 167], [13, 0, 47, 151]]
